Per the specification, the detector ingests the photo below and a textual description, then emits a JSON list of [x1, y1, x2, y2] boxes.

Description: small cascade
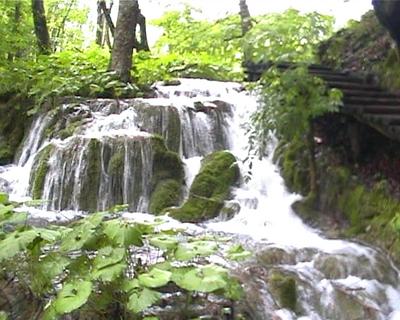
[[36, 134, 154, 212], [18, 113, 51, 166], [0, 79, 400, 319]]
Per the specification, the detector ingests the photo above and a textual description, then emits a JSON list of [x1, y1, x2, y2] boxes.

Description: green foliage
[[0, 198, 249, 318], [53, 280, 92, 314], [0, 47, 140, 114], [244, 9, 334, 63], [149, 6, 243, 82], [0, 0, 35, 63], [45, 0, 89, 51], [250, 66, 342, 156]]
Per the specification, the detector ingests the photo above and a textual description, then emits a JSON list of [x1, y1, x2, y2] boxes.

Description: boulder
[[169, 151, 239, 222]]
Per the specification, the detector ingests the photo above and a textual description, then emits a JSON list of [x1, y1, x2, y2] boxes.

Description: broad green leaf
[[121, 279, 140, 293], [149, 234, 178, 250], [60, 212, 105, 252], [172, 264, 228, 293], [54, 280, 92, 314], [0, 205, 13, 220], [138, 268, 172, 288], [127, 288, 161, 313], [103, 219, 143, 247], [0, 193, 9, 205], [92, 247, 126, 282], [0, 212, 27, 226], [0, 311, 8, 320], [0, 229, 40, 261], [226, 244, 252, 261], [35, 228, 61, 242], [174, 240, 218, 261]]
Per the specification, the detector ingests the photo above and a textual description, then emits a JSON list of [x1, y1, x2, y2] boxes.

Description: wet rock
[[267, 271, 297, 312], [256, 247, 297, 266], [169, 151, 240, 223], [219, 200, 241, 220], [30, 144, 54, 200], [133, 102, 181, 153], [0, 98, 30, 165]]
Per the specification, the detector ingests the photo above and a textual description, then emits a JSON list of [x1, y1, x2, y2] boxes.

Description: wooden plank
[[327, 81, 382, 91], [343, 97, 400, 106]]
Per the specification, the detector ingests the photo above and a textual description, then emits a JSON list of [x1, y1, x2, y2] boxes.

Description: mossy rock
[[291, 192, 318, 222], [107, 150, 125, 176], [0, 142, 14, 165], [79, 139, 102, 212], [149, 179, 182, 214], [169, 196, 223, 222], [169, 151, 239, 223], [0, 98, 31, 164], [151, 135, 184, 184], [30, 144, 54, 200], [268, 272, 297, 311], [149, 136, 184, 214], [279, 140, 310, 195]]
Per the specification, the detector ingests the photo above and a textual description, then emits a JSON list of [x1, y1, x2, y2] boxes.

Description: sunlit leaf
[[54, 280, 92, 314], [138, 268, 172, 288], [127, 288, 161, 313]]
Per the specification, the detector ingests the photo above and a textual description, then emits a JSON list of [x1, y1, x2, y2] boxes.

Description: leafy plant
[[0, 197, 248, 319], [249, 66, 342, 193], [243, 9, 334, 63]]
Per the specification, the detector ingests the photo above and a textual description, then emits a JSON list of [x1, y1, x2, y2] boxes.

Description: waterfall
[[1, 79, 400, 319]]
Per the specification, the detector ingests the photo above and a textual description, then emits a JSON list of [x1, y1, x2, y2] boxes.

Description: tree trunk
[[109, 0, 139, 82], [8, 1, 23, 60], [137, 12, 150, 51], [239, 0, 252, 63], [96, 0, 105, 46], [239, 0, 252, 35], [99, 0, 115, 38], [31, 0, 51, 54]]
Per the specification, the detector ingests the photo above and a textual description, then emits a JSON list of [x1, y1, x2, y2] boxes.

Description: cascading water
[[1, 79, 400, 319]]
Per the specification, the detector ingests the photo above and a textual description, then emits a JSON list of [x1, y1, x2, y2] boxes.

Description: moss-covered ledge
[[0, 96, 32, 165], [169, 150, 240, 223], [277, 136, 400, 264], [149, 135, 184, 214]]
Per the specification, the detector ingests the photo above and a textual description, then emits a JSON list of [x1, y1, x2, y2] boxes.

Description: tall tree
[[31, 0, 51, 54], [109, 0, 139, 82], [96, 0, 105, 46], [137, 11, 150, 51], [239, 0, 252, 35]]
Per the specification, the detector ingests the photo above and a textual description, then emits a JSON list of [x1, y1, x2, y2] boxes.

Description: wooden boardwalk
[[245, 62, 400, 141]]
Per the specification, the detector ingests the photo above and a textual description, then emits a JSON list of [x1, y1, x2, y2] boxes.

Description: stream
[[1, 79, 400, 319]]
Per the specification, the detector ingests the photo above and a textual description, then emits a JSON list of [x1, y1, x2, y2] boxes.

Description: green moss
[[149, 179, 181, 214], [169, 196, 223, 222], [149, 136, 184, 214], [191, 151, 239, 198], [79, 139, 101, 212], [0, 98, 30, 164], [151, 135, 184, 183], [268, 272, 297, 311], [0, 142, 13, 165], [169, 151, 239, 223], [31, 145, 54, 200], [291, 192, 318, 221], [107, 150, 124, 175], [377, 48, 400, 92], [58, 120, 82, 140], [280, 140, 309, 195]]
